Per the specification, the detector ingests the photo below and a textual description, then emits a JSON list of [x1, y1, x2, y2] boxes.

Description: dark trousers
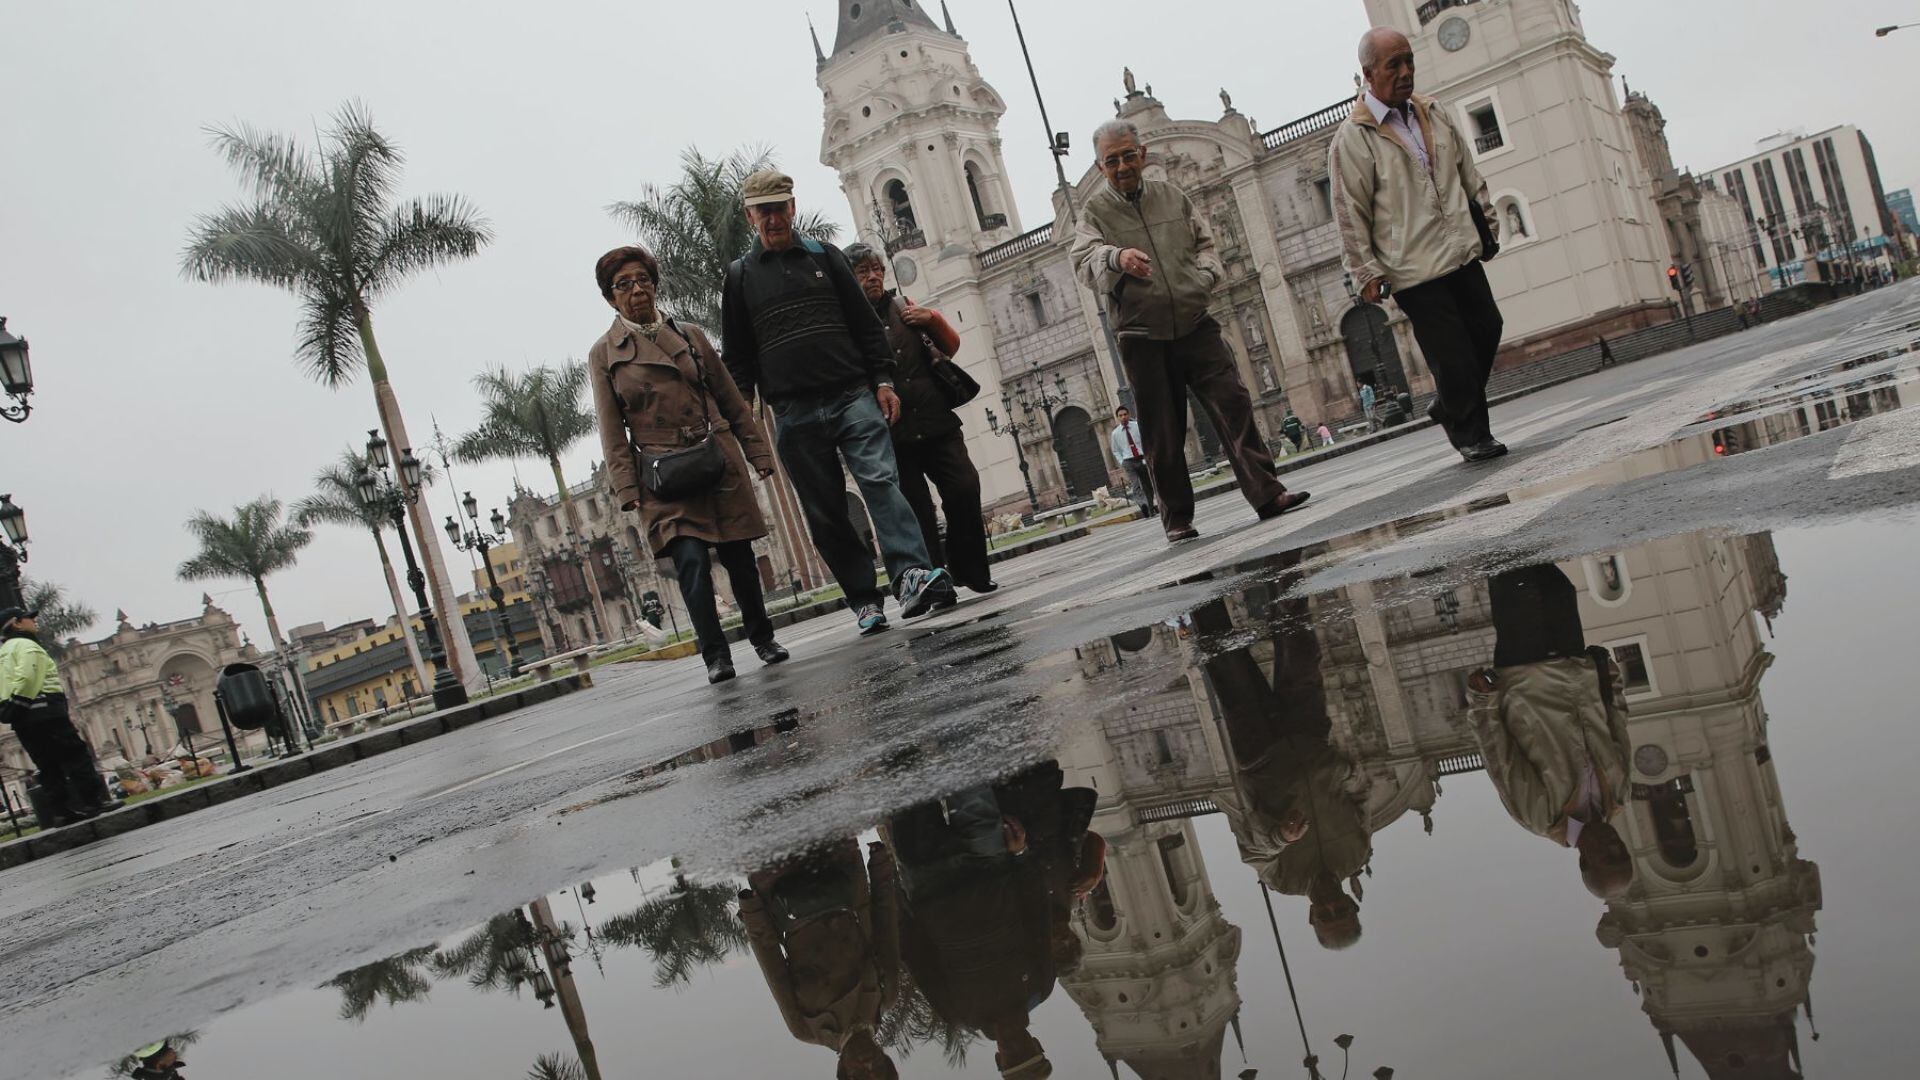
[[772, 387, 933, 610], [894, 428, 992, 590], [1392, 261, 1504, 450], [12, 710, 99, 818], [666, 537, 775, 664], [1489, 563, 1586, 667], [1118, 318, 1286, 528], [1123, 459, 1156, 511]]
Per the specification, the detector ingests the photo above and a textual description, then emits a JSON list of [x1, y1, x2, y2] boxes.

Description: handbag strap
[[665, 318, 716, 437]]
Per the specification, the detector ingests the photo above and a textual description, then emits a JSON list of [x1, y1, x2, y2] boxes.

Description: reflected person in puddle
[[886, 763, 1101, 1079], [1468, 563, 1634, 898], [1194, 571, 1374, 950], [741, 838, 901, 1079]]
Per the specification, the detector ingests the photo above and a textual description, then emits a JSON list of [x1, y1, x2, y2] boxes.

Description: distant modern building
[[1886, 187, 1918, 235], [1703, 125, 1897, 288]]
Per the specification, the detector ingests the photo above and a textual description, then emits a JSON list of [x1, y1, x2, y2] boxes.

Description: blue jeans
[[772, 385, 932, 610]]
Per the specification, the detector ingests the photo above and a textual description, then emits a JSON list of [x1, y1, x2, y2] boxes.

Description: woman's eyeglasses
[[613, 277, 652, 293]]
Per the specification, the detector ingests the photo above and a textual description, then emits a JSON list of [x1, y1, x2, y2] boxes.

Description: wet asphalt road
[[7, 282, 1920, 1079]]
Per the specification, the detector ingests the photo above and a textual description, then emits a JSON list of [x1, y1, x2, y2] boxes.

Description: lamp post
[[1, 493, 28, 612], [445, 493, 523, 678], [0, 319, 32, 424], [986, 363, 1074, 512], [985, 398, 1043, 519], [357, 431, 468, 710], [1877, 22, 1919, 36]]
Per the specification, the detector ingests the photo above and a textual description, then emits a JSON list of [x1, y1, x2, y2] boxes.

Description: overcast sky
[[3, 0, 1912, 650]]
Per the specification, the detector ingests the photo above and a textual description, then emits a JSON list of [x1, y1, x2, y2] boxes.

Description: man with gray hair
[[1071, 119, 1308, 544], [1330, 27, 1507, 462]]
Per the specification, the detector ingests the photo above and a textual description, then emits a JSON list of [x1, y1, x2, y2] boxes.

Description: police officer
[[1, 605, 109, 826]]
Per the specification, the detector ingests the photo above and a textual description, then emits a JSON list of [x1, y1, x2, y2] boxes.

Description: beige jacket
[[1329, 91, 1493, 292], [1468, 653, 1631, 844], [1071, 177, 1224, 341]]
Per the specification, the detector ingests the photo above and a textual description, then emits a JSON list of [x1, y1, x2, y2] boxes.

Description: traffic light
[[1681, 263, 1695, 289], [1667, 265, 1682, 292]]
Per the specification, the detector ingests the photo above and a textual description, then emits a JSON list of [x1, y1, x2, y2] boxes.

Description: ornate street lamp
[[985, 398, 1042, 519], [445, 491, 522, 677], [0, 494, 28, 611], [0, 318, 32, 424], [359, 431, 468, 710]]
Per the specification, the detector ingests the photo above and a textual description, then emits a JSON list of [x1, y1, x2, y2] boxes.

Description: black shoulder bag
[[898, 298, 980, 408], [633, 324, 729, 501]]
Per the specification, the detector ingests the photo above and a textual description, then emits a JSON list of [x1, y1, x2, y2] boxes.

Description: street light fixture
[[1877, 22, 1918, 36], [0, 318, 32, 423], [446, 492, 523, 677], [0, 494, 28, 611], [358, 431, 468, 710]]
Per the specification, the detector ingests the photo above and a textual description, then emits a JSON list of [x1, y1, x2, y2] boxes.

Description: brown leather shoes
[[1165, 524, 1200, 544], [1256, 490, 1313, 520]]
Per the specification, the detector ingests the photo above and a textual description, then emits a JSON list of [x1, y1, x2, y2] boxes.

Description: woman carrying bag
[[589, 245, 789, 684]]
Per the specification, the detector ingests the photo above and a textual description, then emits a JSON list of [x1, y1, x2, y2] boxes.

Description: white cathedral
[[811, 0, 1673, 515]]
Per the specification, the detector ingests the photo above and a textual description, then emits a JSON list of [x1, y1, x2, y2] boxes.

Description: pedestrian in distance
[[1331, 27, 1509, 463], [1280, 410, 1307, 453], [845, 242, 996, 598], [1107, 405, 1158, 517], [720, 170, 956, 635], [1359, 380, 1378, 429], [1, 605, 112, 827], [1317, 423, 1336, 448], [590, 244, 789, 685], [1597, 335, 1616, 367], [1072, 119, 1309, 545]]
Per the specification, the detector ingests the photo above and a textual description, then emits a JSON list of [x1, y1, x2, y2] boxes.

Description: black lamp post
[[358, 430, 468, 710], [0, 318, 32, 424], [445, 493, 522, 678], [985, 398, 1042, 519], [1, 493, 28, 611], [986, 364, 1073, 513]]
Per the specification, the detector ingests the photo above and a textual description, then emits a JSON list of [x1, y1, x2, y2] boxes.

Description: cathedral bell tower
[[814, 0, 1025, 501]]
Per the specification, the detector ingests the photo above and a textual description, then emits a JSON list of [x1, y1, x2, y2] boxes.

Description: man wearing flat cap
[[722, 170, 955, 636]]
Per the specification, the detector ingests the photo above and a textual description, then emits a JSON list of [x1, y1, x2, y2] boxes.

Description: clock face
[[894, 255, 919, 287], [1634, 743, 1670, 777], [1438, 16, 1471, 51]]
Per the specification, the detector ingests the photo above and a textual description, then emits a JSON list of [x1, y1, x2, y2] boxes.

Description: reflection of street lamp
[[0, 318, 33, 424], [357, 432, 468, 710], [445, 494, 522, 677]]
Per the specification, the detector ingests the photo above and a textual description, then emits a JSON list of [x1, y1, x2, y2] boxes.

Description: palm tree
[[19, 579, 96, 658], [877, 968, 978, 1069], [452, 362, 612, 643], [527, 1054, 586, 1080], [326, 945, 437, 1022], [599, 875, 747, 989], [181, 100, 488, 690], [432, 910, 540, 994], [177, 496, 313, 664], [294, 450, 432, 692], [607, 145, 839, 333]]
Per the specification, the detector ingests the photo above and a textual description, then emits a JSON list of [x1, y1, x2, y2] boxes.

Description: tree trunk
[[530, 898, 603, 1080], [358, 311, 483, 692], [373, 527, 432, 693], [551, 456, 614, 644]]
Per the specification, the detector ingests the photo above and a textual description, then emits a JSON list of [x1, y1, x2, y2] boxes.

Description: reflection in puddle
[[108, 526, 1832, 1078]]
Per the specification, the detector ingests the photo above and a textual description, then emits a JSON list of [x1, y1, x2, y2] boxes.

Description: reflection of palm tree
[[526, 1053, 585, 1080], [876, 968, 977, 1069], [599, 877, 747, 989], [432, 911, 539, 993], [327, 945, 437, 1022]]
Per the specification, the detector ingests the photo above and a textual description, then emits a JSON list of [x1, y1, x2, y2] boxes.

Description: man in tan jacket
[[1072, 120, 1309, 544], [1330, 27, 1508, 463]]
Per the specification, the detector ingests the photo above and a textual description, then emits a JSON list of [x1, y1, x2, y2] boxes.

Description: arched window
[[885, 178, 917, 233], [1158, 833, 1192, 907], [1087, 877, 1119, 931], [1647, 782, 1699, 868], [965, 162, 988, 225]]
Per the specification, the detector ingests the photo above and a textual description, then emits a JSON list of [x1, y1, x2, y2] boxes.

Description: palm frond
[[293, 287, 364, 387], [179, 201, 314, 288], [527, 1053, 586, 1080], [363, 193, 494, 295], [203, 120, 317, 204], [452, 362, 593, 467], [177, 496, 313, 584], [19, 579, 96, 646]]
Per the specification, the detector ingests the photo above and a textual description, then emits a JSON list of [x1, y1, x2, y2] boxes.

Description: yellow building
[[303, 591, 543, 725], [471, 540, 530, 599]]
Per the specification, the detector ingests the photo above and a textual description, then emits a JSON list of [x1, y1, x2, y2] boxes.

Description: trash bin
[[1378, 397, 1407, 428], [214, 663, 281, 732]]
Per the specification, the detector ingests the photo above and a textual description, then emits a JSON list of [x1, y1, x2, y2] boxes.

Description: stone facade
[[815, 0, 1677, 514]]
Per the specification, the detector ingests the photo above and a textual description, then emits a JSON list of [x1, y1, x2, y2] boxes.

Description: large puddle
[[87, 512, 1918, 1079]]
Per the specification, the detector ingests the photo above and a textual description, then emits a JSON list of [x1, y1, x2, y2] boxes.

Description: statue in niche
[[1505, 202, 1528, 238]]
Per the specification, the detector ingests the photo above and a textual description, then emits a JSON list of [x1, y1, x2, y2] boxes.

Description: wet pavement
[[13, 283, 1920, 1079]]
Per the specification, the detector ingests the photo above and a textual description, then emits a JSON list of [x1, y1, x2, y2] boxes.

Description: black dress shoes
[[706, 657, 737, 684], [1460, 439, 1509, 463], [755, 642, 790, 665], [1256, 490, 1313, 520]]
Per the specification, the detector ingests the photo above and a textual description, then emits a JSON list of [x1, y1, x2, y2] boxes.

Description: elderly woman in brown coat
[[589, 245, 788, 684]]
